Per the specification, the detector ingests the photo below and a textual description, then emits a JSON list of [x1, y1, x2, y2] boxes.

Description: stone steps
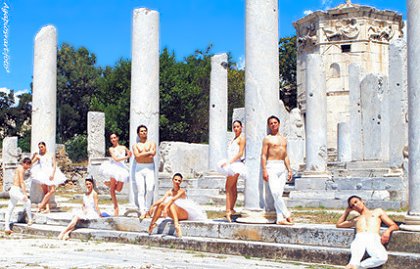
[[1, 214, 419, 268]]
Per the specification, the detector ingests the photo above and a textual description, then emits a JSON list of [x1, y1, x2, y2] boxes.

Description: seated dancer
[[148, 173, 207, 238], [58, 177, 101, 240], [217, 120, 246, 222], [4, 157, 33, 235], [101, 133, 132, 216], [31, 142, 67, 213], [336, 195, 399, 269]]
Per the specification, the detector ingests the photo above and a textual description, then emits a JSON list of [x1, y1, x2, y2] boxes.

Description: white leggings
[[135, 163, 155, 213], [349, 232, 388, 268], [264, 160, 290, 222], [5, 186, 32, 230]]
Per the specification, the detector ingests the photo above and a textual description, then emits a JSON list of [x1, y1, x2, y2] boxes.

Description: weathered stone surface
[[305, 54, 328, 172], [295, 177, 328, 191], [2, 137, 20, 192], [87, 112, 105, 159], [208, 53, 228, 171], [159, 142, 208, 178], [244, 0, 279, 210], [348, 64, 363, 161], [31, 25, 57, 154], [325, 177, 404, 191], [337, 122, 351, 162]]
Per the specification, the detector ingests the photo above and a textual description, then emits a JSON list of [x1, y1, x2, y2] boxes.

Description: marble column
[[129, 8, 160, 205], [304, 54, 328, 173], [388, 39, 408, 171], [208, 53, 228, 171], [401, 0, 420, 232], [244, 0, 279, 210], [1, 137, 20, 192], [31, 25, 57, 154], [337, 122, 351, 162], [348, 64, 363, 161]]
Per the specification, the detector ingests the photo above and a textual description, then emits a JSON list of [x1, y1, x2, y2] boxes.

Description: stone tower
[[293, 1, 403, 151]]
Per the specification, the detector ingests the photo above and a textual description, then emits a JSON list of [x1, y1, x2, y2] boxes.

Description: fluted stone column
[[208, 53, 228, 171], [401, 0, 420, 232], [31, 25, 57, 154], [243, 0, 279, 211], [2, 137, 20, 192], [304, 54, 328, 173], [129, 8, 160, 205], [348, 64, 363, 161], [337, 122, 351, 162]]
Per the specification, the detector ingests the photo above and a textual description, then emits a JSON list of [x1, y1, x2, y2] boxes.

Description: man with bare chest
[[132, 125, 157, 219], [336, 195, 399, 268], [261, 115, 293, 225]]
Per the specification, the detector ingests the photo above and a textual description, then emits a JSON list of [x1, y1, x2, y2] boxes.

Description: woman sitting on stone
[[148, 173, 207, 238], [58, 176, 101, 240], [31, 141, 67, 213]]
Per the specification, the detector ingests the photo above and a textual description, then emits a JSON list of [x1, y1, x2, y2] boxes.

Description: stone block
[[289, 191, 335, 200], [294, 177, 328, 190], [87, 112, 105, 159], [325, 177, 404, 191], [335, 190, 390, 201]]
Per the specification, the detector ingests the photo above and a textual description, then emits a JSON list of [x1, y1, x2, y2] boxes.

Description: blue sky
[[0, 0, 406, 93]]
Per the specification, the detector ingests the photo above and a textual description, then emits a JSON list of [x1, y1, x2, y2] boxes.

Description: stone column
[[388, 39, 408, 172], [129, 8, 160, 205], [1, 137, 20, 192], [87, 112, 108, 193], [31, 25, 57, 154], [401, 0, 420, 231], [304, 54, 328, 173], [337, 122, 351, 162], [243, 0, 279, 211], [348, 64, 363, 161], [208, 53, 228, 171]]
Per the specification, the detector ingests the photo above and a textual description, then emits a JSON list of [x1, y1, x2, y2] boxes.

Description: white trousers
[[349, 232, 388, 268], [135, 163, 155, 213], [5, 186, 32, 230], [264, 160, 290, 222]]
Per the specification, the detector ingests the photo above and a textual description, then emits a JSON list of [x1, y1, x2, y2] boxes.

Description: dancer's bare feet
[[226, 211, 232, 223], [174, 224, 182, 238], [276, 220, 294, 225], [63, 233, 70, 241], [345, 264, 357, 269], [286, 217, 294, 224], [27, 220, 34, 226], [57, 232, 65, 240], [4, 230, 13, 236], [148, 223, 157, 235]]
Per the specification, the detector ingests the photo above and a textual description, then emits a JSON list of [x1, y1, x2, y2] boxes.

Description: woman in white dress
[[148, 173, 207, 238], [101, 133, 131, 216], [31, 142, 67, 213], [217, 120, 246, 222], [58, 177, 100, 240]]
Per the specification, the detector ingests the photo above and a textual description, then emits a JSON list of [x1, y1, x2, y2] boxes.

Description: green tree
[[0, 90, 17, 138], [228, 66, 245, 129], [57, 43, 101, 142], [278, 36, 297, 111]]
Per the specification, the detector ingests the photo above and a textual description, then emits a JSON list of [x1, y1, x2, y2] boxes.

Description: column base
[[236, 209, 276, 224], [400, 214, 420, 232]]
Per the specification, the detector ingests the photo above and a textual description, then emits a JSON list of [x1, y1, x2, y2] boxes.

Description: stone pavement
[[0, 236, 339, 269]]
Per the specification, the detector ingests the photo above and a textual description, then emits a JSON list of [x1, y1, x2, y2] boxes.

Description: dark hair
[[38, 141, 46, 147], [22, 157, 32, 164], [347, 195, 362, 206], [232, 120, 242, 127], [173, 173, 183, 180], [109, 133, 119, 138], [85, 176, 95, 184], [137, 125, 148, 133], [267, 115, 280, 124]]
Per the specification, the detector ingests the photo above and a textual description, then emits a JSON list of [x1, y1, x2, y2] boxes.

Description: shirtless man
[[261, 115, 293, 225], [336, 195, 399, 269], [132, 125, 157, 219], [4, 157, 33, 235]]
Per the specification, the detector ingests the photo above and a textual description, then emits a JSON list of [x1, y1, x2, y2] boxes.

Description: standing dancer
[[133, 125, 156, 219], [261, 115, 294, 225], [4, 157, 33, 235], [148, 173, 207, 238], [337, 195, 399, 269], [31, 142, 66, 213], [101, 133, 132, 216], [217, 120, 246, 222], [58, 177, 101, 240]]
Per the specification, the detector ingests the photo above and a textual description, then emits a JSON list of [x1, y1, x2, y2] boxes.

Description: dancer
[[337, 195, 399, 269], [4, 157, 33, 235], [217, 120, 246, 222], [58, 177, 101, 240], [148, 173, 207, 238], [133, 125, 156, 219], [261, 115, 294, 225], [101, 133, 132, 216], [31, 142, 66, 213]]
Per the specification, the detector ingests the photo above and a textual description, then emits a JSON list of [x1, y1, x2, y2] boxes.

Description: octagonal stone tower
[[294, 1, 403, 151]]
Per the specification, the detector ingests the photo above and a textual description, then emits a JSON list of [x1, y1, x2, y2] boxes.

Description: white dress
[[165, 195, 207, 221], [31, 153, 67, 186], [217, 137, 246, 177], [73, 192, 100, 220], [101, 148, 129, 183]]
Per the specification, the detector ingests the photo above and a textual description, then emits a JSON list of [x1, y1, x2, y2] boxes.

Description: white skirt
[[31, 165, 67, 186], [217, 159, 246, 177], [100, 160, 129, 183], [174, 198, 207, 221], [72, 207, 99, 220]]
